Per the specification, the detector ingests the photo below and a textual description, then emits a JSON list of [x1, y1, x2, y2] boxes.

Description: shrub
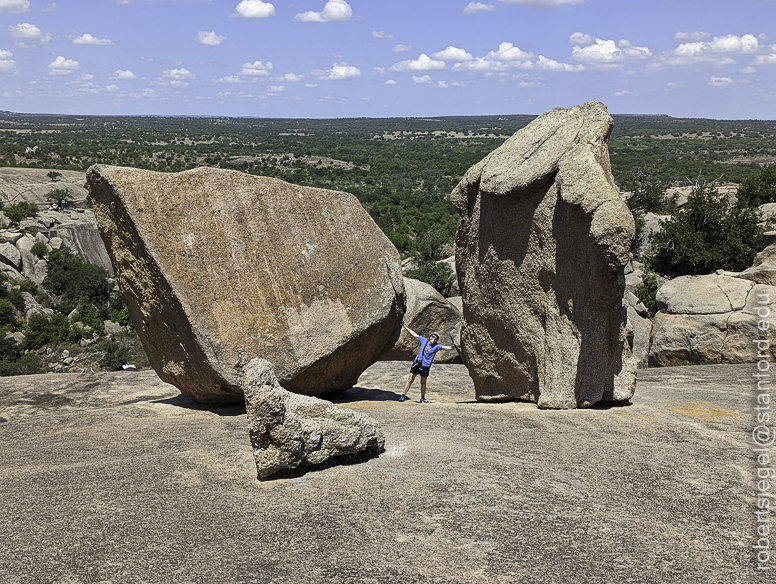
[[0, 352, 44, 376], [46, 171, 62, 182], [3, 201, 39, 224], [45, 187, 74, 207], [635, 271, 659, 315], [405, 260, 456, 296], [43, 247, 111, 304], [647, 184, 765, 277], [619, 164, 677, 215], [100, 341, 133, 371], [0, 298, 15, 324], [737, 164, 776, 207], [30, 241, 48, 259]]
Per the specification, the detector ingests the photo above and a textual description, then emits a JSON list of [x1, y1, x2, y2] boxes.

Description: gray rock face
[[49, 215, 114, 275], [632, 212, 668, 259], [88, 165, 405, 404], [0, 242, 21, 271], [452, 101, 637, 409], [379, 278, 462, 364], [656, 275, 754, 314], [738, 243, 776, 287], [243, 358, 385, 479], [626, 305, 651, 368]]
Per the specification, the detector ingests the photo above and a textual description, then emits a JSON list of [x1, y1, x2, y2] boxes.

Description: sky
[[0, 0, 775, 119]]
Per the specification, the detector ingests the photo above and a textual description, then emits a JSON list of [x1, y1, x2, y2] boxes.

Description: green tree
[[3, 201, 39, 224], [47, 171, 62, 182], [405, 261, 456, 296], [42, 247, 112, 304], [30, 241, 47, 259], [736, 164, 776, 207], [45, 187, 74, 207]]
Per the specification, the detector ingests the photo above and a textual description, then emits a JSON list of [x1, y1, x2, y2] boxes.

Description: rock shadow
[[151, 394, 246, 416], [324, 386, 401, 404]]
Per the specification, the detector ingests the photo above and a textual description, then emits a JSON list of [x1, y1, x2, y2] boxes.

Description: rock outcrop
[[243, 358, 384, 479], [88, 165, 405, 404], [738, 243, 776, 287], [649, 274, 776, 364], [379, 277, 461, 364], [452, 101, 637, 409]]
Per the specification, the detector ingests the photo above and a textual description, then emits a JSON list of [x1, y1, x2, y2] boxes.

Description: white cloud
[[142, 88, 155, 97], [448, 41, 580, 74], [751, 54, 776, 66], [740, 65, 757, 73], [110, 69, 136, 80], [78, 73, 93, 81], [41, 3, 57, 12], [517, 80, 545, 87], [431, 46, 474, 61], [709, 75, 733, 86], [195, 31, 226, 46], [266, 85, 285, 94], [389, 53, 446, 72], [163, 68, 195, 80], [497, 0, 583, 5], [48, 55, 79, 75], [372, 30, 393, 39], [392, 44, 416, 54], [0, 0, 30, 14], [385, 79, 397, 85], [614, 89, 633, 96], [463, 2, 496, 14], [241, 60, 273, 77], [568, 32, 594, 46], [305, 83, 318, 88], [274, 72, 304, 82], [412, 74, 432, 84], [213, 75, 242, 83], [674, 31, 711, 42], [3, 89, 22, 97], [0, 48, 17, 74], [486, 41, 532, 61], [373, 66, 386, 74], [571, 37, 651, 68], [315, 62, 361, 80], [655, 33, 761, 68], [294, 0, 352, 23], [665, 81, 680, 91], [7, 22, 43, 38], [232, 0, 275, 19], [73, 33, 114, 45], [106, 84, 119, 92]]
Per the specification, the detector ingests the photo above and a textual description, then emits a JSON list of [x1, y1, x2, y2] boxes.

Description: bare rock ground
[[0, 362, 760, 583]]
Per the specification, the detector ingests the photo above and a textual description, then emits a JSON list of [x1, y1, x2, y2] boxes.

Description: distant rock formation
[[452, 101, 637, 409], [243, 358, 384, 479], [88, 165, 405, 404], [379, 277, 462, 364]]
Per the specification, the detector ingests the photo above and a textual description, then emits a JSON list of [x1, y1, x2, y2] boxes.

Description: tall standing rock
[[88, 165, 405, 403], [452, 102, 637, 409]]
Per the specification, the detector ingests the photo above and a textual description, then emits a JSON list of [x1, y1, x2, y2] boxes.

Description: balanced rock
[[243, 358, 384, 479], [88, 165, 405, 403], [452, 101, 637, 409], [379, 277, 462, 364]]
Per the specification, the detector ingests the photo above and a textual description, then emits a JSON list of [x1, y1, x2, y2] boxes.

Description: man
[[398, 324, 454, 403]]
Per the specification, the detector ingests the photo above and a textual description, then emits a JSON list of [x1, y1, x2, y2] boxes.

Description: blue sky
[[0, 0, 775, 119]]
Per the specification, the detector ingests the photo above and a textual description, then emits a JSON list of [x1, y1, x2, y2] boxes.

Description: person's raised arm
[[441, 345, 454, 351], [402, 323, 420, 339]]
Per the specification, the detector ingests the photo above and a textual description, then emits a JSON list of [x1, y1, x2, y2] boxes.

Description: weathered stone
[[435, 255, 459, 297], [0, 242, 21, 271], [656, 275, 754, 315], [49, 215, 113, 274], [22, 292, 53, 320], [452, 102, 636, 409], [0, 263, 23, 281], [625, 290, 648, 317], [763, 231, 776, 248], [104, 320, 125, 335], [0, 230, 23, 245], [4, 331, 24, 345], [626, 304, 651, 368], [379, 278, 461, 364], [632, 212, 668, 259], [88, 165, 405, 404], [49, 237, 63, 250], [243, 358, 384, 480], [738, 243, 776, 287]]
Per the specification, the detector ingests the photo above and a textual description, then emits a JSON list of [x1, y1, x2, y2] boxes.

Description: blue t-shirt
[[416, 336, 444, 367]]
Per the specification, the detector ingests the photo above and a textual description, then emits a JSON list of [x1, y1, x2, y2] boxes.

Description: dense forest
[[2, 111, 775, 259]]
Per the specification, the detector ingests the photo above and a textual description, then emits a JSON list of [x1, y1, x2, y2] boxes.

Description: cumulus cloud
[[751, 54, 776, 66], [0, 48, 17, 74], [614, 89, 633, 96], [241, 60, 273, 77], [7, 22, 43, 38], [449, 41, 581, 73], [431, 46, 474, 61], [389, 53, 446, 72], [305, 83, 318, 88], [0, 0, 30, 14], [48, 55, 79, 75], [654, 33, 761, 68], [674, 31, 711, 42], [106, 84, 119, 92], [232, 0, 275, 19], [314, 62, 361, 80], [3, 89, 22, 97], [372, 30, 393, 39], [265, 85, 285, 94], [571, 38, 652, 68], [392, 44, 416, 54], [740, 65, 757, 73], [497, 0, 583, 5], [665, 81, 680, 91], [517, 80, 545, 87], [163, 68, 195, 80], [195, 30, 226, 46], [213, 75, 242, 83], [73, 33, 114, 45], [41, 3, 56, 12], [412, 74, 432, 84], [110, 69, 136, 80], [709, 75, 733, 86], [385, 79, 397, 85], [373, 66, 386, 74], [294, 0, 352, 23], [463, 2, 496, 14], [568, 32, 594, 45], [274, 72, 304, 82]]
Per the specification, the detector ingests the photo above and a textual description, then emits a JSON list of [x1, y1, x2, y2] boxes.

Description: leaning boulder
[[379, 277, 462, 363], [88, 165, 405, 403], [452, 101, 636, 409], [738, 243, 776, 287], [243, 358, 385, 479]]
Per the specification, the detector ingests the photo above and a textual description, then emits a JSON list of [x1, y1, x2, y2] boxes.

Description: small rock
[[49, 237, 63, 250], [63, 357, 74, 365], [61, 349, 70, 359]]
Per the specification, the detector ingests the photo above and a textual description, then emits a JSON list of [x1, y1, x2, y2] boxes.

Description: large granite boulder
[[649, 274, 775, 365], [738, 243, 776, 286], [243, 358, 384, 479], [49, 215, 114, 275], [452, 101, 637, 409], [88, 165, 405, 403], [379, 277, 462, 364]]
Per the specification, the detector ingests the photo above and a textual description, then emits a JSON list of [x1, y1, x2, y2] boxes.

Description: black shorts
[[410, 361, 430, 378]]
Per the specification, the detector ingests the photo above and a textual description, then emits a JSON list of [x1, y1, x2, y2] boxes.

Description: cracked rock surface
[[452, 101, 636, 409], [88, 165, 405, 403], [243, 358, 385, 479]]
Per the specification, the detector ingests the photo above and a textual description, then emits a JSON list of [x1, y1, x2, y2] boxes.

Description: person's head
[[429, 332, 440, 345]]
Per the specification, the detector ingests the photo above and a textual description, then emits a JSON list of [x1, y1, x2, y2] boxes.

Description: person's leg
[[420, 375, 427, 401], [402, 373, 417, 396]]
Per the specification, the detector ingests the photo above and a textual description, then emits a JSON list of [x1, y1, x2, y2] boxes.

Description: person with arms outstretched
[[398, 324, 454, 403]]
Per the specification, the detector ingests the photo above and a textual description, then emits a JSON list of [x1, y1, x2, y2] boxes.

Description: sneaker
[[419, 397, 428, 403], [398, 395, 408, 402]]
